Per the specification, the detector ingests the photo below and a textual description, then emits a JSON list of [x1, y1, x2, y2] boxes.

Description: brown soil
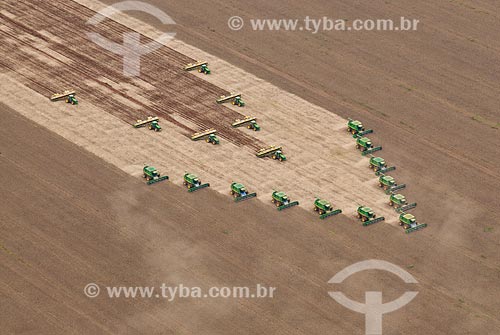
[[1, 0, 500, 334], [2, 104, 500, 335]]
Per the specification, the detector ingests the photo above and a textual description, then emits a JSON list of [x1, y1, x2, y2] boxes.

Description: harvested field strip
[[0, 0, 262, 149]]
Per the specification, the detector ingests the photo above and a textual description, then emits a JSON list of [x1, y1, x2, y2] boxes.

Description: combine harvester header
[[361, 145, 383, 156], [133, 116, 159, 128], [357, 206, 385, 226], [363, 217, 385, 226], [396, 202, 417, 213], [232, 116, 261, 131], [347, 118, 373, 137], [183, 173, 210, 192], [389, 194, 417, 213], [375, 166, 396, 176], [191, 128, 217, 141], [256, 146, 286, 161], [216, 92, 242, 104], [399, 212, 427, 234], [385, 183, 407, 195], [256, 146, 282, 157], [184, 60, 208, 71], [353, 129, 374, 138], [191, 128, 219, 144], [184, 60, 210, 74], [50, 90, 76, 101], [231, 182, 257, 202], [143, 165, 169, 185], [216, 93, 244, 106], [314, 198, 342, 219], [272, 191, 299, 211]]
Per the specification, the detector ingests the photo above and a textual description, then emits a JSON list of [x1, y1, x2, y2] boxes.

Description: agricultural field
[[1, 0, 499, 334]]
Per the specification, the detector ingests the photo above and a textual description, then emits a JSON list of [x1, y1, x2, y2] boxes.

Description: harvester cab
[[399, 212, 427, 233], [379, 175, 396, 190], [232, 96, 245, 107], [247, 120, 260, 131], [389, 193, 406, 207], [183, 173, 210, 192], [357, 206, 375, 222], [66, 94, 78, 105], [143, 165, 169, 185], [347, 119, 364, 134], [357, 137, 382, 155], [206, 133, 220, 145], [356, 137, 372, 151], [272, 191, 299, 211], [149, 120, 161, 132], [390, 194, 417, 212], [199, 63, 211, 74], [369, 157, 387, 172], [231, 182, 257, 202], [357, 206, 385, 226], [378, 174, 406, 194], [272, 150, 286, 161], [348, 118, 373, 137], [314, 198, 342, 219]]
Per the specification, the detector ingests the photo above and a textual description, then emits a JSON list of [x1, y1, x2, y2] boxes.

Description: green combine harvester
[[272, 191, 299, 211], [232, 96, 245, 107], [369, 157, 386, 172], [356, 137, 372, 151], [216, 93, 245, 107], [50, 90, 78, 105], [379, 175, 406, 194], [66, 94, 78, 105], [205, 134, 219, 144], [357, 206, 385, 226], [191, 129, 220, 145], [232, 116, 261, 131], [143, 165, 169, 185], [399, 212, 427, 234], [148, 120, 161, 132], [389, 194, 417, 213], [389, 193, 406, 207], [183, 173, 210, 192], [369, 157, 396, 175], [133, 116, 159, 128], [314, 198, 342, 219], [184, 60, 210, 74], [347, 118, 373, 136], [198, 64, 210, 74], [256, 146, 286, 161], [379, 175, 396, 190], [378, 175, 406, 194], [230, 182, 257, 202]]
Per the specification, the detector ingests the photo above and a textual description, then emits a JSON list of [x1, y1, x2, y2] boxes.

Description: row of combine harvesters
[[347, 119, 427, 234], [143, 164, 341, 219]]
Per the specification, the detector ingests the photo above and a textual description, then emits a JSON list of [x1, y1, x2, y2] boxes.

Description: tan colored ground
[[0, 0, 399, 224], [1, 0, 500, 334]]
